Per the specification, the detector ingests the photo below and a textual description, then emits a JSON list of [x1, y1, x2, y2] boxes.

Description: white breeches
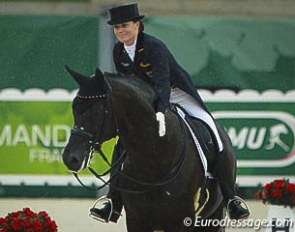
[[170, 88, 223, 151]]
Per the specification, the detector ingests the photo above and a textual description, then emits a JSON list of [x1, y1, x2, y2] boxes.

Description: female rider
[[89, 3, 250, 222]]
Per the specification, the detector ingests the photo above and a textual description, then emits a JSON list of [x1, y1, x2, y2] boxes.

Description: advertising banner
[[0, 89, 294, 186], [203, 89, 295, 186], [0, 89, 116, 186]]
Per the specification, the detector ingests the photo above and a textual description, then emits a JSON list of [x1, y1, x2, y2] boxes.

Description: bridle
[[69, 79, 189, 194], [70, 92, 111, 170], [69, 80, 133, 191]]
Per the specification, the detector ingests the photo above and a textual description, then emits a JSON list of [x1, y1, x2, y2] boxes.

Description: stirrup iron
[[89, 196, 114, 223]]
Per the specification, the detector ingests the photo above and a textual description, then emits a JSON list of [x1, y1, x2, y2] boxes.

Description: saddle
[[171, 105, 218, 174]]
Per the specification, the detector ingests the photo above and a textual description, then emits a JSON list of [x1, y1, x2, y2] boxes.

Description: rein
[[75, 116, 189, 194], [71, 78, 189, 194]]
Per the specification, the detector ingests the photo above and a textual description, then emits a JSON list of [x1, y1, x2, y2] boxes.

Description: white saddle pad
[[176, 106, 213, 178]]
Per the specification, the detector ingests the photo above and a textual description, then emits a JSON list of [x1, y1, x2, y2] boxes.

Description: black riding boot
[[213, 148, 250, 219], [189, 116, 250, 219], [89, 141, 124, 223]]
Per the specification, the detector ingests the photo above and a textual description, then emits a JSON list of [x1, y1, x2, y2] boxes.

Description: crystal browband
[[76, 93, 107, 99]]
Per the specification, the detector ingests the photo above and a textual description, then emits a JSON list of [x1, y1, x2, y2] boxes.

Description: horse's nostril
[[69, 156, 80, 166], [63, 152, 83, 172]]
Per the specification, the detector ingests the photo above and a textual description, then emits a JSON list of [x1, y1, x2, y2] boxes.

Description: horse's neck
[[113, 94, 156, 143], [110, 79, 186, 178], [111, 81, 157, 148], [114, 96, 186, 179]]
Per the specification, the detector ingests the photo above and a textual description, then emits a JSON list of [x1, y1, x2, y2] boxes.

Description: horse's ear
[[95, 68, 112, 91], [65, 65, 87, 86], [95, 68, 104, 79]]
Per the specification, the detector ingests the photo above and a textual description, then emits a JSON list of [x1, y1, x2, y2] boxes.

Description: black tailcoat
[[113, 32, 210, 114]]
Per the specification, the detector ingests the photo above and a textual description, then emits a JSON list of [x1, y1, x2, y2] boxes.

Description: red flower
[[0, 207, 58, 232], [286, 183, 295, 192], [50, 220, 58, 231], [38, 211, 49, 217], [33, 220, 43, 231], [23, 218, 31, 228], [11, 219, 22, 231], [264, 183, 273, 190], [255, 179, 295, 208], [24, 207, 36, 217], [0, 218, 6, 224], [271, 189, 282, 198], [274, 179, 285, 188], [10, 212, 20, 218]]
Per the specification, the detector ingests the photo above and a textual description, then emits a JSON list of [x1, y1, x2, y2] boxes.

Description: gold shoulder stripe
[[140, 62, 151, 68]]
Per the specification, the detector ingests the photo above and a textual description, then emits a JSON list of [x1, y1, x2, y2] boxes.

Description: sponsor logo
[[0, 124, 70, 163], [214, 111, 295, 168]]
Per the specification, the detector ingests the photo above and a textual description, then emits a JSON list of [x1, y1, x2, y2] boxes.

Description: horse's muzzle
[[62, 145, 92, 173]]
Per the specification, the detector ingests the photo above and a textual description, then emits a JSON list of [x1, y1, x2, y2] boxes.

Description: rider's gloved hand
[[156, 112, 166, 137]]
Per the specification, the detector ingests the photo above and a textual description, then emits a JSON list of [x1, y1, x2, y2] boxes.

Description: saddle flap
[[171, 105, 216, 175]]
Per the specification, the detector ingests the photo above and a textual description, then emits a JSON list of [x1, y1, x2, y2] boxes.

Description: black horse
[[62, 67, 236, 232]]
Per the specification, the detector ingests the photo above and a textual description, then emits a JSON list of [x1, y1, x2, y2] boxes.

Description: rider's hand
[[156, 112, 166, 137]]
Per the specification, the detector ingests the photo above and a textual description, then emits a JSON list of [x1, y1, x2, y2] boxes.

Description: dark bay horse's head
[[62, 66, 117, 173]]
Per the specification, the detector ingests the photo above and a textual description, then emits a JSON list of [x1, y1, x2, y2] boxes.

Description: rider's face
[[113, 21, 140, 46]]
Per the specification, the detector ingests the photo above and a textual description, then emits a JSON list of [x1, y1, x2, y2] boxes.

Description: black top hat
[[107, 3, 145, 25]]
